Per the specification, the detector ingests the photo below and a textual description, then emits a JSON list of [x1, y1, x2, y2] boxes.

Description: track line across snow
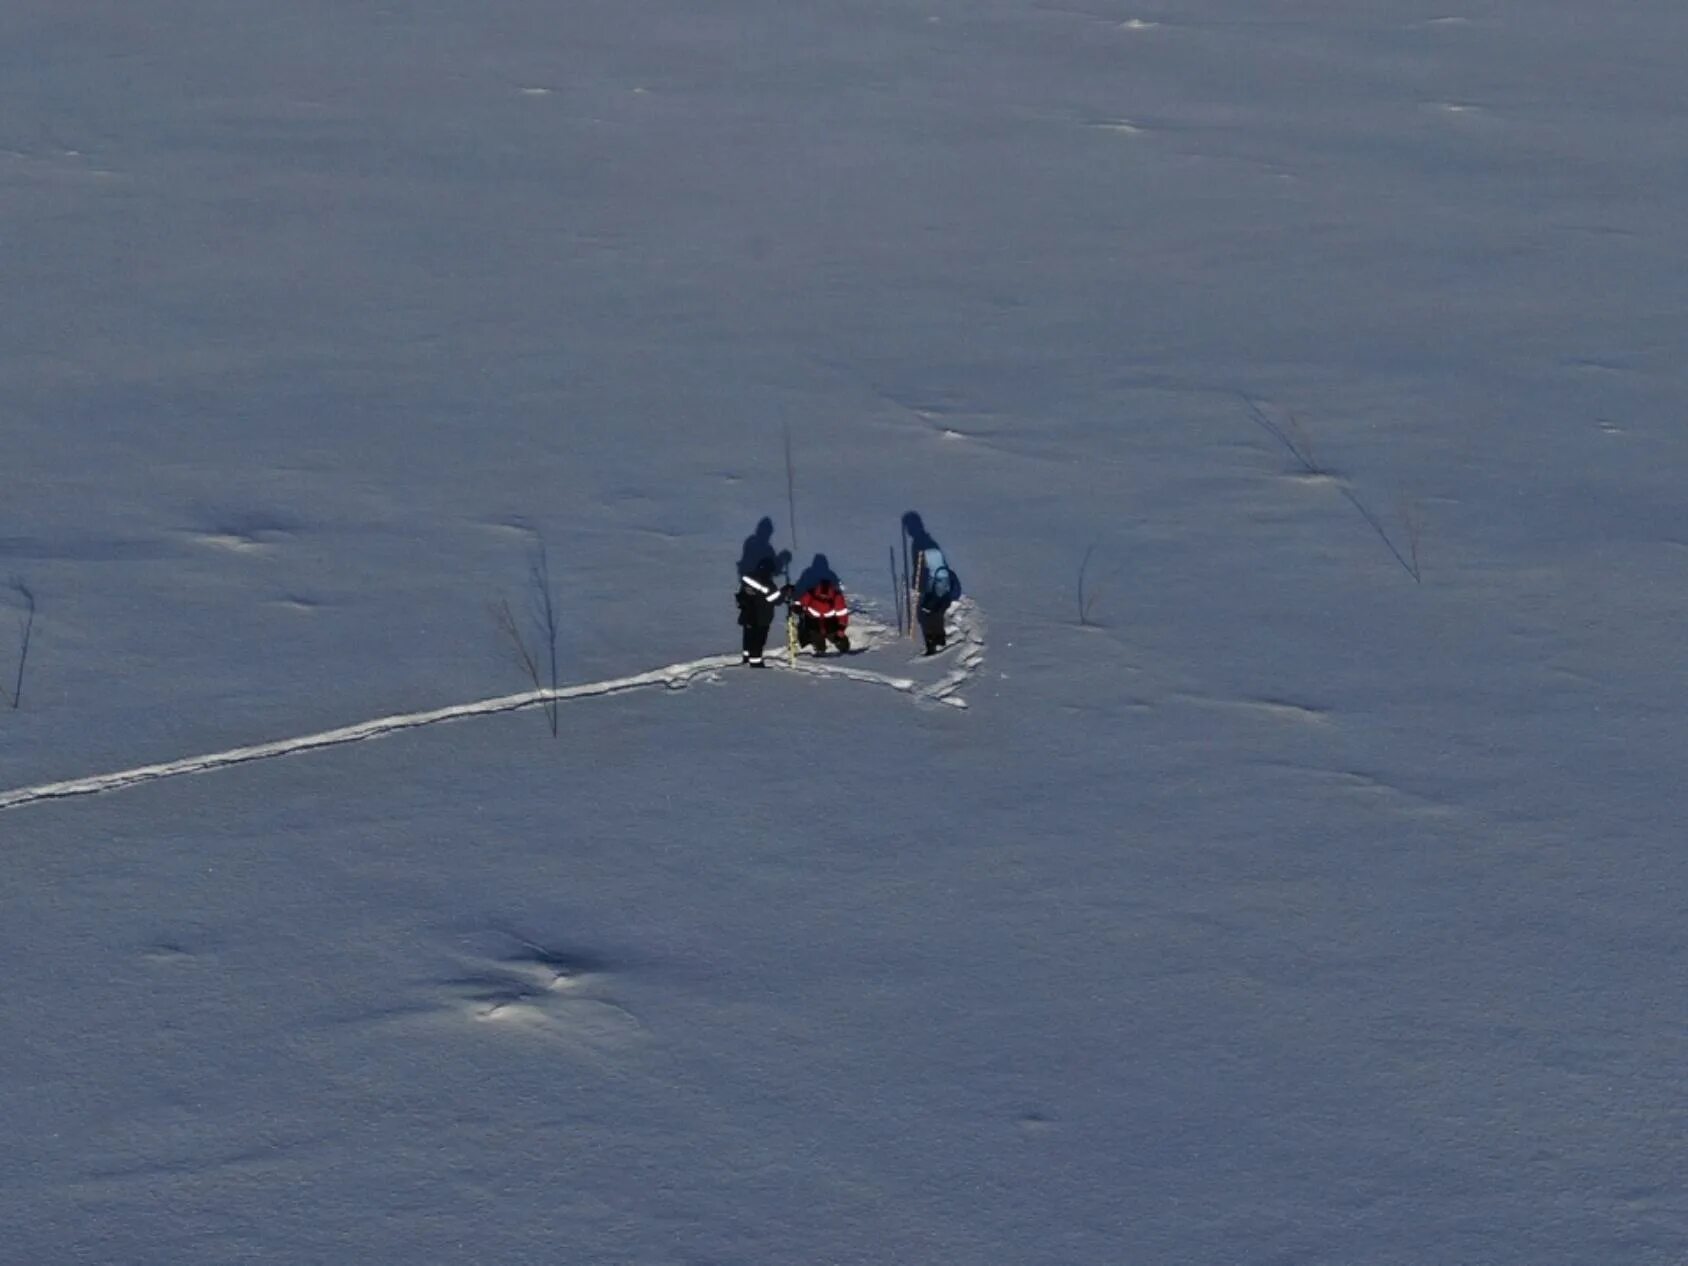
[[0, 603, 985, 813]]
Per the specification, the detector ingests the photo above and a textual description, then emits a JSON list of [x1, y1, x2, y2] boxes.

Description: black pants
[[743, 619, 773, 659], [798, 613, 849, 654], [918, 601, 948, 654]]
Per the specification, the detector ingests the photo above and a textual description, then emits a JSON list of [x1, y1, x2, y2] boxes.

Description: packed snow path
[[0, 603, 984, 813]]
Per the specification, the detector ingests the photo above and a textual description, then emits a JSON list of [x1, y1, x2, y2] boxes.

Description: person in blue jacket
[[915, 546, 959, 656]]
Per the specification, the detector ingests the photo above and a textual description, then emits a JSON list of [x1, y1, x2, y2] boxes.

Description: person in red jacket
[[796, 575, 851, 656]]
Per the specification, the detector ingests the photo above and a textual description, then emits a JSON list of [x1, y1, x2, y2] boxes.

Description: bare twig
[[492, 535, 561, 736], [890, 544, 903, 635], [530, 537, 560, 724], [5, 579, 34, 710], [1078, 543, 1099, 626], [1239, 397, 1425, 584], [492, 598, 541, 681], [1241, 394, 1321, 475], [783, 430, 801, 663], [1285, 413, 1319, 475], [784, 426, 799, 562], [901, 522, 913, 637], [1397, 494, 1423, 583], [1076, 545, 1124, 626]]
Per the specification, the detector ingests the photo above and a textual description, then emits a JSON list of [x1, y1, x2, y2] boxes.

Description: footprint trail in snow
[[0, 602, 984, 813]]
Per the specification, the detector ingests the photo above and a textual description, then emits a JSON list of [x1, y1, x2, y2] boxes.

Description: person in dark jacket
[[735, 555, 791, 666]]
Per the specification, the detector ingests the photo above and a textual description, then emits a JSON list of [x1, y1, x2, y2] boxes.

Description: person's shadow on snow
[[737, 517, 790, 579], [792, 552, 840, 594], [902, 511, 962, 598]]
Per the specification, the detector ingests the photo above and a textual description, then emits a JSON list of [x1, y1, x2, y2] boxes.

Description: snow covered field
[[5, 2, 1688, 1261]]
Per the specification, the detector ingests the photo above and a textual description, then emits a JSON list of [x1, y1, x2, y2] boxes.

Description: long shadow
[[737, 517, 775, 576], [792, 552, 841, 594], [1239, 396, 1420, 584], [1338, 486, 1420, 582], [737, 516, 790, 580], [902, 511, 963, 598]]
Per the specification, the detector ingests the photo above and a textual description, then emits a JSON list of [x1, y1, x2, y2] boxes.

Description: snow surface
[[5, 1, 1688, 1261]]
